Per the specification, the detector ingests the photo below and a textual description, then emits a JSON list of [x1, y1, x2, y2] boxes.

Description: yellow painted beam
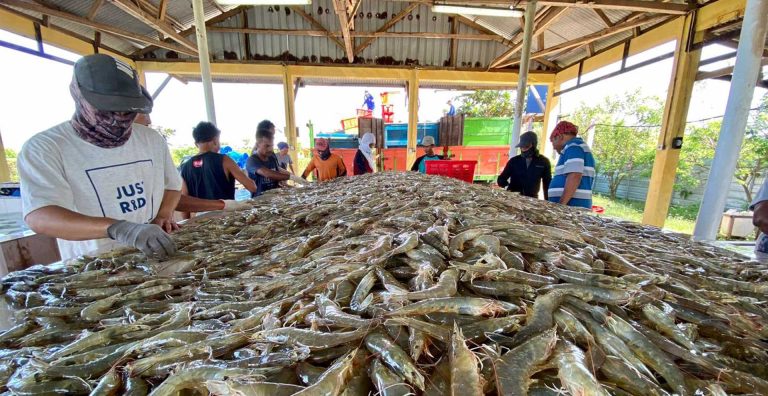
[[555, 0, 746, 86], [642, 12, 701, 227], [418, 69, 554, 85], [406, 70, 419, 170], [0, 7, 132, 65], [136, 61, 555, 85], [135, 62, 147, 88], [136, 61, 284, 77], [282, 69, 298, 166]]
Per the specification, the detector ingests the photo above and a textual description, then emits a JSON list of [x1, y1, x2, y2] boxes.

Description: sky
[[0, 29, 766, 153]]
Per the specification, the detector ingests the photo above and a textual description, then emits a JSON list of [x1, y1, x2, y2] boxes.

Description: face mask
[[69, 79, 136, 148]]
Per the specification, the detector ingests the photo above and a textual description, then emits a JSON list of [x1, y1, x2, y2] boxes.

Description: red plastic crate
[[425, 160, 477, 183]]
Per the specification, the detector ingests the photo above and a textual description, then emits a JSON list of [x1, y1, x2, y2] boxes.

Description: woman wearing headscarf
[[301, 138, 347, 182], [353, 132, 376, 175]]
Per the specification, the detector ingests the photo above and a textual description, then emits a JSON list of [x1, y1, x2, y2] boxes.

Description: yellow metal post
[[0, 130, 10, 182], [283, 68, 298, 166], [540, 83, 558, 156], [406, 70, 420, 170], [642, 13, 701, 227]]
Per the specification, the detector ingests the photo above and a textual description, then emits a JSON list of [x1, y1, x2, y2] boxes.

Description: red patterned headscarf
[[69, 79, 137, 148], [549, 120, 579, 142]]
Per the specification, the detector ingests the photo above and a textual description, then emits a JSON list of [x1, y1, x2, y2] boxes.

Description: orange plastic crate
[[425, 160, 477, 183]]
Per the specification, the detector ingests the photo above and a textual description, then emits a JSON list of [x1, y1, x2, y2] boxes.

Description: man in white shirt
[[18, 54, 182, 260]]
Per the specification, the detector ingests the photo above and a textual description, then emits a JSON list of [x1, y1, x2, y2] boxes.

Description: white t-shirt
[[18, 122, 182, 260]]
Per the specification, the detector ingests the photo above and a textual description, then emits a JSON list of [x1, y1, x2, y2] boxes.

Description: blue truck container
[[384, 123, 440, 148], [317, 133, 359, 149]]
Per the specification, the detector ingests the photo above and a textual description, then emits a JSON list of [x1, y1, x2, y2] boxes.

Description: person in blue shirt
[[411, 136, 444, 173], [751, 177, 768, 261], [362, 91, 375, 111], [446, 100, 456, 116], [547, 121, 596, 209]]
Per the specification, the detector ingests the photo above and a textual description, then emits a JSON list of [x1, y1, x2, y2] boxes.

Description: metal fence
[[593, 174, 765, 211]]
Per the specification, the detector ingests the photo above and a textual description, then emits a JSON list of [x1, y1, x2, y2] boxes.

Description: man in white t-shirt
[[18, 54, 182, 260]]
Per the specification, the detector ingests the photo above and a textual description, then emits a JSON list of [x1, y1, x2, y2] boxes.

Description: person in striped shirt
[[547, 121, 596, 209]]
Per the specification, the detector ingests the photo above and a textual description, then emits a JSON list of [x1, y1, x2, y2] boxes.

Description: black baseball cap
[[516, 131, 538, 148], [73, 54, 152, 113]]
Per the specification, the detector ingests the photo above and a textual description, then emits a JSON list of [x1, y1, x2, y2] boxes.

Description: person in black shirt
[[497, 131, 552, 200], [246, 121, 304, 197], [179, 122, 258, 217]]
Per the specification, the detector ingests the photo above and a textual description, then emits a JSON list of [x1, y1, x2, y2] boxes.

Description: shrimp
[[554, 341, 610, 396], [642, 304, 697, 351], [392, 268, 458, 300], [205, 380, 304, 396], [350, 270, 377, 313], [465, 280, 535, 299], [604, 314, 689, 396], [49, 324, 148, 360], [600, 356, 670, 396], [508, 289, 592, 347], [148, 366, 264, 396], [369, 358, 412, 396], [253, 327, 369, 350], [449, 228, 491, 257], [292, 349, 359, 396], [493, 327, 558, 396], [385, 297, 518, 317], [365, 331, 425, 391], [449, 324, 483, 396]]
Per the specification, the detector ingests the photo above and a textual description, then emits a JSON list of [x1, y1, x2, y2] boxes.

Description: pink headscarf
[[69, 79, 137, 148]]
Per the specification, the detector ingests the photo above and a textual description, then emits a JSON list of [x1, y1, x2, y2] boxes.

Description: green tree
[[3, 148, 18, 182], [570, 90, 663, 199], [680, 94, 768, 205], [454, 90, 515, 118], [153, 126, 176, 140], [171, 146, 198, 167]]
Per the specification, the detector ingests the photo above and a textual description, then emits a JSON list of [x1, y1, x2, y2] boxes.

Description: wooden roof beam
[[355, 2, 419, 55], [450, 0, 691, 14], [110, 0, 197, 55], [455, 15, 509, 44], [134, 6, 245, 57], [333, 0, 355, 62], [3, 0, 197, 56], [86, 0, 103, 20], [593, 8, 614, 27], [290, 6, 347, 53], [207, 27, 501, 40], [499, 13, 665, 67], [490, 6, 568, 68]]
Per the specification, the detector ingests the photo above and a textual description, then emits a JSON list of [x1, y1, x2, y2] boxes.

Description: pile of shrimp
[[0, 171, 767, 395]]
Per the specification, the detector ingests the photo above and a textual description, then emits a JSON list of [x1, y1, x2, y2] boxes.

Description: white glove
[[221, 200, 251, 211], [290, 174, 310, 185]]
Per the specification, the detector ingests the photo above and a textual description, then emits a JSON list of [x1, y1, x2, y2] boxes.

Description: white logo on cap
[[114, 58, 135, 79]]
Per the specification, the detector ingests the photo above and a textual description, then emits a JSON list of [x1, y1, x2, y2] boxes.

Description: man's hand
[[754, 201, 768, 235], [290, 174, 310, 186], [152, 216, 179, 233], [221, 200, 251, 212], [107, 220, 177, 259]]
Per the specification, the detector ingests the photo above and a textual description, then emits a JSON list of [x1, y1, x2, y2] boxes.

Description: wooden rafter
[[333, 0, 355, 62], [3, 0, 196, 56], [593, 8, 614, 27], [450, 0, 691, 14], [110, 0, 197, 54], [450, 17, 458, 67], [207, 27, 501, 40], [134, 6, 245, 57], [355, 3, 419, 55], [490, 7, 567, 68], [208, 0, 226, 14], [499, 13, 665, 68], [86, 0, 103, 20], [158, 0, 168, 21], [290, 6, 346, 53]]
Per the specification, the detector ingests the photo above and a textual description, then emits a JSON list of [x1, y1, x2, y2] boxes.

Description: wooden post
[[135, 62, 147, 88], [641, 15, 701, 227], [0, 130, 11, 182], [283, 68, 298, 166], [540, 83, 557, 155], [406, 70, 420, 170]]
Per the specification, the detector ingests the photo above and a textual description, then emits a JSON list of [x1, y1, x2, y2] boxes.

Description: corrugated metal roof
[[2, 0, 753, 75]]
